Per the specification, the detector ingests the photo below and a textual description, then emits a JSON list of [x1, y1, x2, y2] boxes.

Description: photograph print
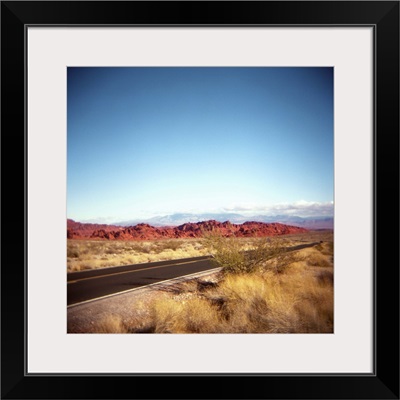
[[67, 67, 334, 334]]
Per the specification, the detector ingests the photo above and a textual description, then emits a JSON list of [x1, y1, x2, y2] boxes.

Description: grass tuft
[[94, 314, 128, 333]]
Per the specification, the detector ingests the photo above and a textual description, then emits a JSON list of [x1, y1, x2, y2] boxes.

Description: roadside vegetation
[[67, 238, 208, 272], [88, 231, 334, 334], [67, 230, 333, 273]]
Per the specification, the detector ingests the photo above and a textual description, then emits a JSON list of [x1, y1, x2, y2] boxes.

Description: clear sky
[[67, 67, 333, 223]]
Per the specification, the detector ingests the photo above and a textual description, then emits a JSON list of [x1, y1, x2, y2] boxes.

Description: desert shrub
[[104, 247, 117, 255], [315, 269, 334, 285], [202, 230, 293, 275], [67, 248, 80, 258], [155, 239, 183, 251], [202, 231, 248, 274]]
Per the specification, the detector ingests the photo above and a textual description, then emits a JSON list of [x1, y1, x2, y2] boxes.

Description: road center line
[[67, 259, 208, 284]]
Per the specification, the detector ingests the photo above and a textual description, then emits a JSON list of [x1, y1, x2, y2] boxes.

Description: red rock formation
[[67, 219, 308, 240], [67, 219, 123, 239]]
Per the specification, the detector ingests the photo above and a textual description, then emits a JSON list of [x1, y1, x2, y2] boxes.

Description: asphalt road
[[67, 242, 321, 307], [67, 256, 216, 306]]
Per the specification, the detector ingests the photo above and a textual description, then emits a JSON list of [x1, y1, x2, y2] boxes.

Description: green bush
[[202, 230, 291, 275]]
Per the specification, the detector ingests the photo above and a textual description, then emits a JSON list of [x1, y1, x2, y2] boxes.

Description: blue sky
[[67, 67, 333, 223]]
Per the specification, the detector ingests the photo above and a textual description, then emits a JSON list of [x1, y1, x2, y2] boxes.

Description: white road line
[[67, 267, 221, 309]]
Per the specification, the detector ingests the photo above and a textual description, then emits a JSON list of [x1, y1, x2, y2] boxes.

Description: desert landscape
[[67, 220, 333, 334], [67, 67, 334, 334], [67, 218, 309, 272]]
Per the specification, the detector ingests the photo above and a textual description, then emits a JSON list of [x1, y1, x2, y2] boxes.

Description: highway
[[67, 242, 321, 307], [67, 256, 216, 306]]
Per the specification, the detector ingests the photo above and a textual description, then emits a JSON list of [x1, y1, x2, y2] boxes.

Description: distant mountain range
[[67, 219, 309, 240], [114, 213, 334, 230]]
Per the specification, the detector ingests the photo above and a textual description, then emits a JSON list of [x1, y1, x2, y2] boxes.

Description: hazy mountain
[[250, 215, 334, 229], [115, 213, 333, 230]]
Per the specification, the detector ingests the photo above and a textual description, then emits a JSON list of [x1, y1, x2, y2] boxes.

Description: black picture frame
[[1, 1, 399, 399]]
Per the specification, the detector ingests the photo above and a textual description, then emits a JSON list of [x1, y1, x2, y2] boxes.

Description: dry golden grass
[[150, 297, 222, 333], [67, 238, 208, 272], [130, 233, 334, 334], [143, 265, 333, 334], [94, 314, 129, 333], [70, 230, 334, 334], [67, 230, 333, 273]]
